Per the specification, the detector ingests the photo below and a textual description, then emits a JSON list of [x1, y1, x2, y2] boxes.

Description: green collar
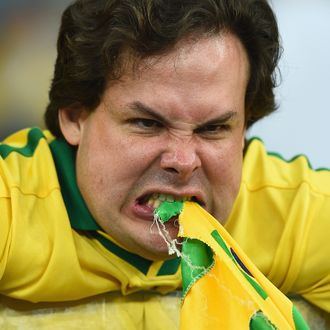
[[48, 136, 184, 277], [49, 138, 101, 231], [49, 137, 181, 276], [1, 128, 181, 276]]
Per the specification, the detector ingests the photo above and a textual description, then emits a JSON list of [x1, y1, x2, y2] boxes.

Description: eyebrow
[[127, 101, 170, 125], [127, 101, 238, 127], [196, 111, 239, 129]]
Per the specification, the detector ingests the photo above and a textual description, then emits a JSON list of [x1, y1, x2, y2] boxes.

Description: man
[[0, 0, 329, 328]]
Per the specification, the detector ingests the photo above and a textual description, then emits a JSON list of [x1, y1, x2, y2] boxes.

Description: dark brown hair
[[45, 0, 281, 137]]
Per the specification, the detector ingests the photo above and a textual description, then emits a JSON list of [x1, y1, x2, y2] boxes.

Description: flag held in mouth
[[155, 201, 309, 330]]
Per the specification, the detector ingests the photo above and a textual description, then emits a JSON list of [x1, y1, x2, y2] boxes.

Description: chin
[[132, 226, 181, 260], [143, 250, 180, 261], [135, 239, 181, 261]]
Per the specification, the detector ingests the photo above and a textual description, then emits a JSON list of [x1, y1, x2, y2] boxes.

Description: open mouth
[[137, 193, 204, 209]]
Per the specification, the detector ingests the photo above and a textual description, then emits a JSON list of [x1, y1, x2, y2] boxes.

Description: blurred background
[[0, 0, 329, 167], [0, 0, 70, 137]]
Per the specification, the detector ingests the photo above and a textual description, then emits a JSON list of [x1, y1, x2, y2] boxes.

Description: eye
[[195, 123, 231, 137], [128, 118, 164, 130]]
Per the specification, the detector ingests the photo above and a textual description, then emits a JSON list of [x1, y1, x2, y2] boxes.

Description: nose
[[160, 137, 201, 181]]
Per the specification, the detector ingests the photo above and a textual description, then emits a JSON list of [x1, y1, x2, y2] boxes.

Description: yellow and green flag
[[155, 201, 309, 330]]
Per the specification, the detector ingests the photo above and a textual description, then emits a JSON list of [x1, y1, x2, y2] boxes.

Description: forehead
[[117, 33, 250, 85], [103, 33, 249, 123]]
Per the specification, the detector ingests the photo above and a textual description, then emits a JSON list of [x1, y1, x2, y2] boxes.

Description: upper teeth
[[147, 193, 191, 208]]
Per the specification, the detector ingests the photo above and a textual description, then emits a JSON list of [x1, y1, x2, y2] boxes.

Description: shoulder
[[238, 138, 330, 245], [0, 127, 55, 159], [0, 127, 58, 197], [236, 138, 330, 312], [242, 138, 330, 196]]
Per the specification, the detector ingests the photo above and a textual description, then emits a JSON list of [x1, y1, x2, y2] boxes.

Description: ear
[[59, 106, 89, 146]]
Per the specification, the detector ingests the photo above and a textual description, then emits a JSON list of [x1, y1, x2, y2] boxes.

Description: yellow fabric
[[0, 292, 181, 330], [226, 139, 330, 313], [178, 202, 308, 329], [0, 128, 329, 328], [0, 128, 181, 303]]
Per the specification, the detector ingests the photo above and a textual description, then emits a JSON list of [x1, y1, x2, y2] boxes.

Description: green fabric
[[49, 138, 101, 231], [155, 201, 183, 223], [157, 258, 181, 276], [89, 231, 153, 274], [212, 229, 268, 300], [292, 306, 310, 330], [181, 238, 214, 299], [249, 311, 277, 330]]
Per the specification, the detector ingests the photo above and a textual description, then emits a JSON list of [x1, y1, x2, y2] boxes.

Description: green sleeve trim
[[0, 127, 45, 159], [247, 137, 330, 172]]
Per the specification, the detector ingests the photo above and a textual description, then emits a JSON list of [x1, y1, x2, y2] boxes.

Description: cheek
[[80, 136, 161, 197], [205, 141, 243, 181], [204, 140, 243, 221]]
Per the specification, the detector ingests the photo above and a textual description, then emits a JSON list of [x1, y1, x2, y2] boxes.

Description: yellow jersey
[[0, 128, 329, 329]]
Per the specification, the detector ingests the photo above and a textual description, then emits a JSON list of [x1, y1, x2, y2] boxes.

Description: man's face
[[61, 33, 249, 260]]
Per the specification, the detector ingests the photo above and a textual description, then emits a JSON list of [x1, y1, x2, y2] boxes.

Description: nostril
[[160, 148, 201, 180], [164, 167, 179, 174]]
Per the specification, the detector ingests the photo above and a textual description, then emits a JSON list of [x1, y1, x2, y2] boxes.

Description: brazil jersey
[[0, 128, 182, 303], [0, 127, 329, 329]]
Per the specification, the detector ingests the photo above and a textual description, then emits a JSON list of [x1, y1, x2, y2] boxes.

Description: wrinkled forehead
[[101, 33, 250, 128]]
